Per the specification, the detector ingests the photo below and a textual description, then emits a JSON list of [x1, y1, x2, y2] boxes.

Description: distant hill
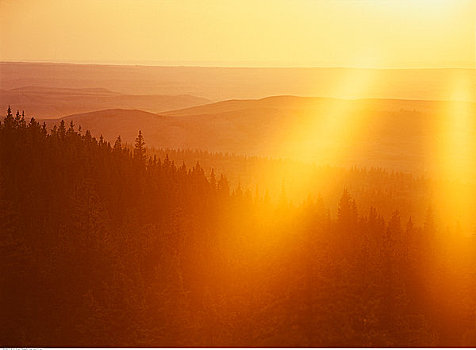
[[0, 86, 210, 118], [50, 109, 168, 145], [8, 86, 119, 96], [2, 62, 475, 101], [162, 95, 445, 116], [41, 96, 476, 174]]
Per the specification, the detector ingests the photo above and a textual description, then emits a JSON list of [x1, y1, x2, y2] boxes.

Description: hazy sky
[[1, 0, 475, 68]]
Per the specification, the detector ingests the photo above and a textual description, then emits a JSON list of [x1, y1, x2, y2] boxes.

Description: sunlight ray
[[263, 67, 378, 204], [432, 71, 476, 239]]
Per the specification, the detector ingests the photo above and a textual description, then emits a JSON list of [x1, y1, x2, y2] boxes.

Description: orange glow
[[3, 0, 476, 347], [263, 67, 378, 203], [1, 0, 475, 68], [431, 71, 476, 238]]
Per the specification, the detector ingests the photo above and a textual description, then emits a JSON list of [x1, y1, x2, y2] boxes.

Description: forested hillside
[[146, 147, 435, 224], [1, 108, 475, 346]]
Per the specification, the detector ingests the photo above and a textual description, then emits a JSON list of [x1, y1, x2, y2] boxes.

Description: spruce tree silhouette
[[134, 130, 146, 164]]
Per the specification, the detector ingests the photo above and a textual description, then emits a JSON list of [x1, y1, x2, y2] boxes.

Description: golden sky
[[0, 0, 475, 68]]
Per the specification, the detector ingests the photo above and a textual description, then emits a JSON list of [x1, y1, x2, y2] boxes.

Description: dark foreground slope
[[1, 109, 475, 346]]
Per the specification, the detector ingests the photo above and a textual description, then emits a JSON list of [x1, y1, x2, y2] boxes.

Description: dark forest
[[1, 108, 476, 347]]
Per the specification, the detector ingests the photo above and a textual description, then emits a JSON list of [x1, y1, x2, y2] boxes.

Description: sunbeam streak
[[261, 67, 378, 203], [432, 71, 476, 238]]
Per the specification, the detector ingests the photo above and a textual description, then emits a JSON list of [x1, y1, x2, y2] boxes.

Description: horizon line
[[1, 60, 475, 70]]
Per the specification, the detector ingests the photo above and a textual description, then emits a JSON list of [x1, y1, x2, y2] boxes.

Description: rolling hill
[[2, 62, 475, 102], [41, 96, 476, 174], [0, 86, 210, 118]]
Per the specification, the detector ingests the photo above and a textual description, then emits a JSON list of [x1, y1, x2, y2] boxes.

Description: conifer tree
[[58, 120, 66, 138], [337, 188, 357, 227], [4, 106, 14, 128], [209, 169, 217, 190], [113, 136, 122, 152], [134, 130, 146, 164], [67, 121, 75, 134]]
